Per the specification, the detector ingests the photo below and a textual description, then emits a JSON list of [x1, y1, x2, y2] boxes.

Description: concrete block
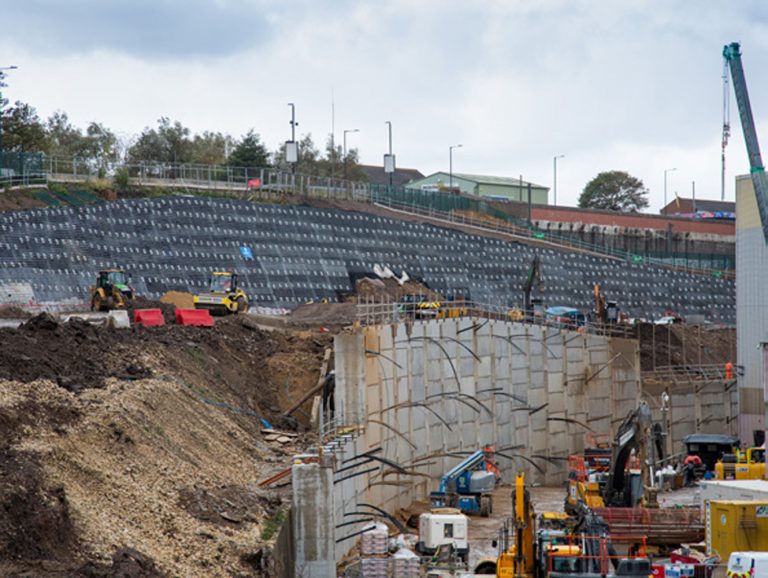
[[477, 355, 492, 378], [107, 310, 130, 328]]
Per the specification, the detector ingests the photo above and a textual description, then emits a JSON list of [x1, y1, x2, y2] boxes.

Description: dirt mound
[[0, 314, 153, 391], [288, 302, 357, 327], [638, 322, 736, 371], [0, 304, 33, 319], [0, 446, 78, 563], [160, 291, 195, 309], [353, 276, 440, 302], [127, 296, 177, 324], [0, 313, 331, 576], [178, 485, 282, 528]]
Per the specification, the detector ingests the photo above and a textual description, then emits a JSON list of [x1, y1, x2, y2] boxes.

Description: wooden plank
[[283, 347, 333, 417]]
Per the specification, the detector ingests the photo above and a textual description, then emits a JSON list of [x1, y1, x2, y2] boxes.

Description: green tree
[[46, 111, 86, 157], [0, 101, 48, 152], [578, 171, 649, 212], [191, 131, 231, 165], [83, 122, 117, 167], [127, 117, 192, 164], [227, 130, 270, 168], [295, 134, 367, 181]]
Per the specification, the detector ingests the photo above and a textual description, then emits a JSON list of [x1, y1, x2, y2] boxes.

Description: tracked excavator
[[593, 283, 619, 324], [566, 401, 665, 512], [522, 255, 544, 321]]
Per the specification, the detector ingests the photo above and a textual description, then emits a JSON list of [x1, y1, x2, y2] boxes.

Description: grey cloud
[[5, 0, 274, 58]]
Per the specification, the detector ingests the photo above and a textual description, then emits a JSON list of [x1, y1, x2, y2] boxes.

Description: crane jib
[[724, 42, 768, 242]]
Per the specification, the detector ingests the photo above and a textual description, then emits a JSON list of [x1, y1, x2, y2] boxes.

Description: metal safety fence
[[355, 296, 639, 339]]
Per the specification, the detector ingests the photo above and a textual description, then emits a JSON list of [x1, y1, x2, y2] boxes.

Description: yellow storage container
[[705, 500, 768, 559]]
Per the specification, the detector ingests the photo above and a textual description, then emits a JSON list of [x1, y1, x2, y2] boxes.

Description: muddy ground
[[0, 312, 331, 577]]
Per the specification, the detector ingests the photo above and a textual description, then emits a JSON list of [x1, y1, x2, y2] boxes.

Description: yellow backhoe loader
[[194, 271, 249, 315], [90, 268, 135, 311]]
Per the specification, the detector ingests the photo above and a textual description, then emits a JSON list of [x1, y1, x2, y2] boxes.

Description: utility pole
[[553, 154, 564, 205], [287, 103, 298, 174], [449, 144, 462, 191], [384, 121, 394, 187], [663, 167, 676, 210]]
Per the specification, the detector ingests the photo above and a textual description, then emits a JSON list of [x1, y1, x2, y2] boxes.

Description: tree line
[[0, 99, 368, 181], [2, 100, 653, 210]]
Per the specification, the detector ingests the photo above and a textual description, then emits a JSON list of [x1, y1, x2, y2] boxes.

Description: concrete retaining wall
[[332, 318, 638, 559], [330, 317, 734, 563]]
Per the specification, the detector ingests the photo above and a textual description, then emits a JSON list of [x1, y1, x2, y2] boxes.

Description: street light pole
[[288, 102, 296, 142], [553, 154, 564, 205], [0, 65, 18, 156], [449, 144, 462, 191], [343, 128, 359, 179], [385, 121, 393, 187], [663, 167, 677, 210], [287, 103, 298, 174]]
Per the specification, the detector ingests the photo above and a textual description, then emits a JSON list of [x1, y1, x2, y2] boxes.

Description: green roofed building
[[406, 172, 549, 204]]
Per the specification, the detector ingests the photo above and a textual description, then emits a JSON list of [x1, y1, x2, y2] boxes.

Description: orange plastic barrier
[[175, 308, 214, 327], [133, 308, 165, 327]]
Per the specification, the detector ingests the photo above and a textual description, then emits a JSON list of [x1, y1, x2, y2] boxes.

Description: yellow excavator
[[193, 271, 249, 315], [497, 473, 536, 577], [90, 268, 135, 311]]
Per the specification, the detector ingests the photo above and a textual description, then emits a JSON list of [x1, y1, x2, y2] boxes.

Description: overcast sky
[[1, 0, 766, 210]]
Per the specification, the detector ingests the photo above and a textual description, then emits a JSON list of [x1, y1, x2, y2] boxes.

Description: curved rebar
[[493, 451, 545, 474], [457, 319, 488, 334], [365, 349, 403, 369], [366, 419, 417, 450], [356, 503, 408, 533], [336, 518, 374, 529], [478, 388, 528, 406], [547, 416, 594, 432], [440, 336, 482, 362], [528, 403, 549, 415], [334, 466, 379, 484], [341, 447, 383, 464], [396, 336, 462, 393]]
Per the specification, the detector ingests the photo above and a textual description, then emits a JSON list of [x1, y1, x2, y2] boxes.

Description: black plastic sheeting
[[0, 196, 735, 322]]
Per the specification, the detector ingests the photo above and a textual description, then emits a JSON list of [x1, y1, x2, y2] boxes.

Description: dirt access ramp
[[0, 314, 331, 576]]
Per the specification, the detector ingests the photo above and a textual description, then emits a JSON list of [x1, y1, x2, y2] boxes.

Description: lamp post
[[343, 128, 359, 179], [663, 167, 677, 210], [0, 65, 18, 156], [385, 121, 394, 187], [553, 154, 565, 205], [449, 144, 462, 191], [286, 103, 299, 173]]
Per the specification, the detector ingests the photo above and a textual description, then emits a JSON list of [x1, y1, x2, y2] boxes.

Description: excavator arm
[[603, 402, 653, 507], [522, 255, 543, 314]]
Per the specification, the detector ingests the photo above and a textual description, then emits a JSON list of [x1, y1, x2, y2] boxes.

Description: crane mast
[[722, 60, 731, 201], [723, 42, 768, 241]]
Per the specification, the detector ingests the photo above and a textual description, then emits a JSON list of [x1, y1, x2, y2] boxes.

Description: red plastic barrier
[[175, 308, 214, 327], [134, 308, 165, 326]]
